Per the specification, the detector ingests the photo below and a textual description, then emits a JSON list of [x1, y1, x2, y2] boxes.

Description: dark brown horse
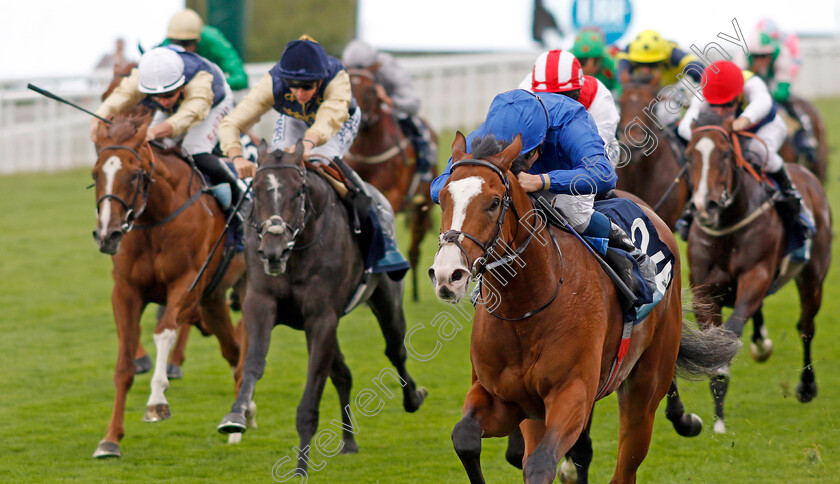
[[684, 113, 832, 434], [345, 69, 437, 300], [615, 78, 689, 229], [778, 94, 829, 183], [429, 132, 739, 483], [90, 111, 245, 458]]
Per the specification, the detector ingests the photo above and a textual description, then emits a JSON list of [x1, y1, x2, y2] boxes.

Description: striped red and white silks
[[531, 49, 583, 93]]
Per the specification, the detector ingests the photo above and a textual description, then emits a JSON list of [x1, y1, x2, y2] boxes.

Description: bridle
[[440, 158, 561, 321], [253, 163, 311, 252], [96, 144, 154, 233]]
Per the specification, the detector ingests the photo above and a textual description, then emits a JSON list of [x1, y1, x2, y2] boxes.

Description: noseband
[[96, 144, 154, 233], [254, 164, 310, 251]]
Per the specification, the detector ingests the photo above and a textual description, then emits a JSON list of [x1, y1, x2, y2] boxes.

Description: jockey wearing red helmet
[[677, 60, 807, 242]]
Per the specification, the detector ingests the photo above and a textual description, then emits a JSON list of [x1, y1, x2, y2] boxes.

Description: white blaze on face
[[691, 137, 715, 217], [98, 156, 122, 235], [266, 173, 282, 211], [432, 176, 484, 280]]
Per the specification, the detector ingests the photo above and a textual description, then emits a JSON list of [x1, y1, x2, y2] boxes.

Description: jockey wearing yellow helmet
[[617, 30, 705, 126]]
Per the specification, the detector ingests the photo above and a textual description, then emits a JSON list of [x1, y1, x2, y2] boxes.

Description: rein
[[443, 158, 562, 321], [689, 126, 774, 237], [97, 143, 210, 232]]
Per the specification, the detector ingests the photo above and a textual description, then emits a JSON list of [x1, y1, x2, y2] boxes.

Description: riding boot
[[193, 152, 250, 251], [784, 101, 819, 164], [675, 205, 694, 241], [608, 221, 657, 296], [399, 116, 434, 182], [768, 166, 811, 240]]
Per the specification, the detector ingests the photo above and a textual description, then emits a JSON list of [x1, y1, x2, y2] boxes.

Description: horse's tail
[[674, 293, 742, 380]]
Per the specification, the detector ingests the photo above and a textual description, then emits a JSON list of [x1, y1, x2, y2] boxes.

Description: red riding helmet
[[531, 50, 583, 93], [702, 60, 744, 104]]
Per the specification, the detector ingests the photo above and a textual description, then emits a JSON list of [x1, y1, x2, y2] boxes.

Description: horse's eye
[[489, 197, 500, 211]]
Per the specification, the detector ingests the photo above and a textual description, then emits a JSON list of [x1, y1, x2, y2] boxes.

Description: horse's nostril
[[428, 267, 436, 282], [92, 230, 100, 242], [451, 269, 467, 283]]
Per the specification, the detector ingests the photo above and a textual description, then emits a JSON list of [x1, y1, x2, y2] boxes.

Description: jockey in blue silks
[[431, 88, 656, 295]]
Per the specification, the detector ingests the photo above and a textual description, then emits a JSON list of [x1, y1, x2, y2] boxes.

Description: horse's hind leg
[[453, 382, 525, 484], [198, 289, 240, 369], [94, 286, 144, 458], [366, 278, 427, 412], [750, 305, 774, 362], [328, 341, 358, 453], [795, 269, 824, 403], [665, 379, 702, 437]]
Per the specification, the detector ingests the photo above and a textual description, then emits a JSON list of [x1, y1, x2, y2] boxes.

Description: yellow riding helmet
[[628, 30, 668, 64], [167, 9, 204, 41]]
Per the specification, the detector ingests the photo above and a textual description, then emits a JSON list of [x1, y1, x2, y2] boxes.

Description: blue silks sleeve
[[430, 157, 454, 204]]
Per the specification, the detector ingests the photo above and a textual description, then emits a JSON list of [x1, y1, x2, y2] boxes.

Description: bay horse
[[684, 112, 831, 434], [615, 78, 689, 230], [778, 94, 829, 183], [345, 69, 437, 301], [90, 110, 245, 458], [429, 132, 740, 483], [217, 142, 427, 473]]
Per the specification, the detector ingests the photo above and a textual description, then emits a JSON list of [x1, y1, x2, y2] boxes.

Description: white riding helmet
[[138, 48, 186, 94], [342, 40, 378, 68], [167, 9, 203, 41]]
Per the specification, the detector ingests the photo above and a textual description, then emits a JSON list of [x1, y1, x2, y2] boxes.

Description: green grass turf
[[2, 99, 840, 482]]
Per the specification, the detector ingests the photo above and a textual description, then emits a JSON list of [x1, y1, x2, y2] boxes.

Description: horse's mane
[[694, 110, 726, 130], [105, 108, 151, 144], [470, 134, 530, 175]]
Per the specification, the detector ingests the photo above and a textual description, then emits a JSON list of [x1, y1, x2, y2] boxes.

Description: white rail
[[0, 40, 836, 174]]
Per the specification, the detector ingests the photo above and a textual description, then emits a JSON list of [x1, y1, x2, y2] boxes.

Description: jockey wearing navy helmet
[[219, 35, 409, 279]]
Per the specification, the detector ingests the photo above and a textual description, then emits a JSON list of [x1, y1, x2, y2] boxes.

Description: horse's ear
[[722, 117, 734, 133], [494, 134, 522, 172], [451, 131, 467, 160], [620, 69, 630, 86], [650, 70, 662, 88], [257, 139, 268, 157], [132, 115, 152, 147], [94, 119, 109, 146]]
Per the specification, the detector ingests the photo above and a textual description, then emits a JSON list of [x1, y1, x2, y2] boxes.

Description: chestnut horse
[[429, 132, 740, 483], [91, 111, 245, 457], [345, 69, 437, 300], [615, 79, 689, 230], [778, 95, 829, 183], [684, 113, 832, 434]]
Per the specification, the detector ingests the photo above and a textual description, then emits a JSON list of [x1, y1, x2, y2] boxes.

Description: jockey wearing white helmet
[[91, 46, 247, 247], [519, 49, 620, 163]]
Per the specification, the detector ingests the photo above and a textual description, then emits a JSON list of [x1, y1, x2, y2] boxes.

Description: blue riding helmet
[[276, 39, 329, 80], [474, 89, 549, 155]]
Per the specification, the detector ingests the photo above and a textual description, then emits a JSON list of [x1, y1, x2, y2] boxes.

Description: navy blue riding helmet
[[276, 39, 329, 80]]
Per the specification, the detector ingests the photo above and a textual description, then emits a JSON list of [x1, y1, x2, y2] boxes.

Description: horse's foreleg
[[453, 382, 525, 484], [295, 315, 340, 473], [94, 285, 144, 458], [219, 291, 275, 435], [367, 279, 427, 412], [327, 341, 358, 453], [524, 384, 589, 484]]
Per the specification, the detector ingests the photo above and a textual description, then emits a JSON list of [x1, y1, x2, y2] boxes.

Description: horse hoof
[[218, 412, 247, 434], [558, 457, 578, 483], [166, 364, 183, 380], [341, 439, 359, 454], [796, 381, 818, 403], [245, 400, 258, 428], [750, 339, 774, 362], [675, 413, 703, 437], [92, 440, 121, 458], [144, 403, 171, 422], [404, 386, 428, 413], [134, 355, 152, 374], [227, 432, 243, 444], [713, 419, 727, 434]]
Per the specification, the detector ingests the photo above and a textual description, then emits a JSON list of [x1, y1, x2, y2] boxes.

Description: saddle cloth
[[594, 199, 675, 325]]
